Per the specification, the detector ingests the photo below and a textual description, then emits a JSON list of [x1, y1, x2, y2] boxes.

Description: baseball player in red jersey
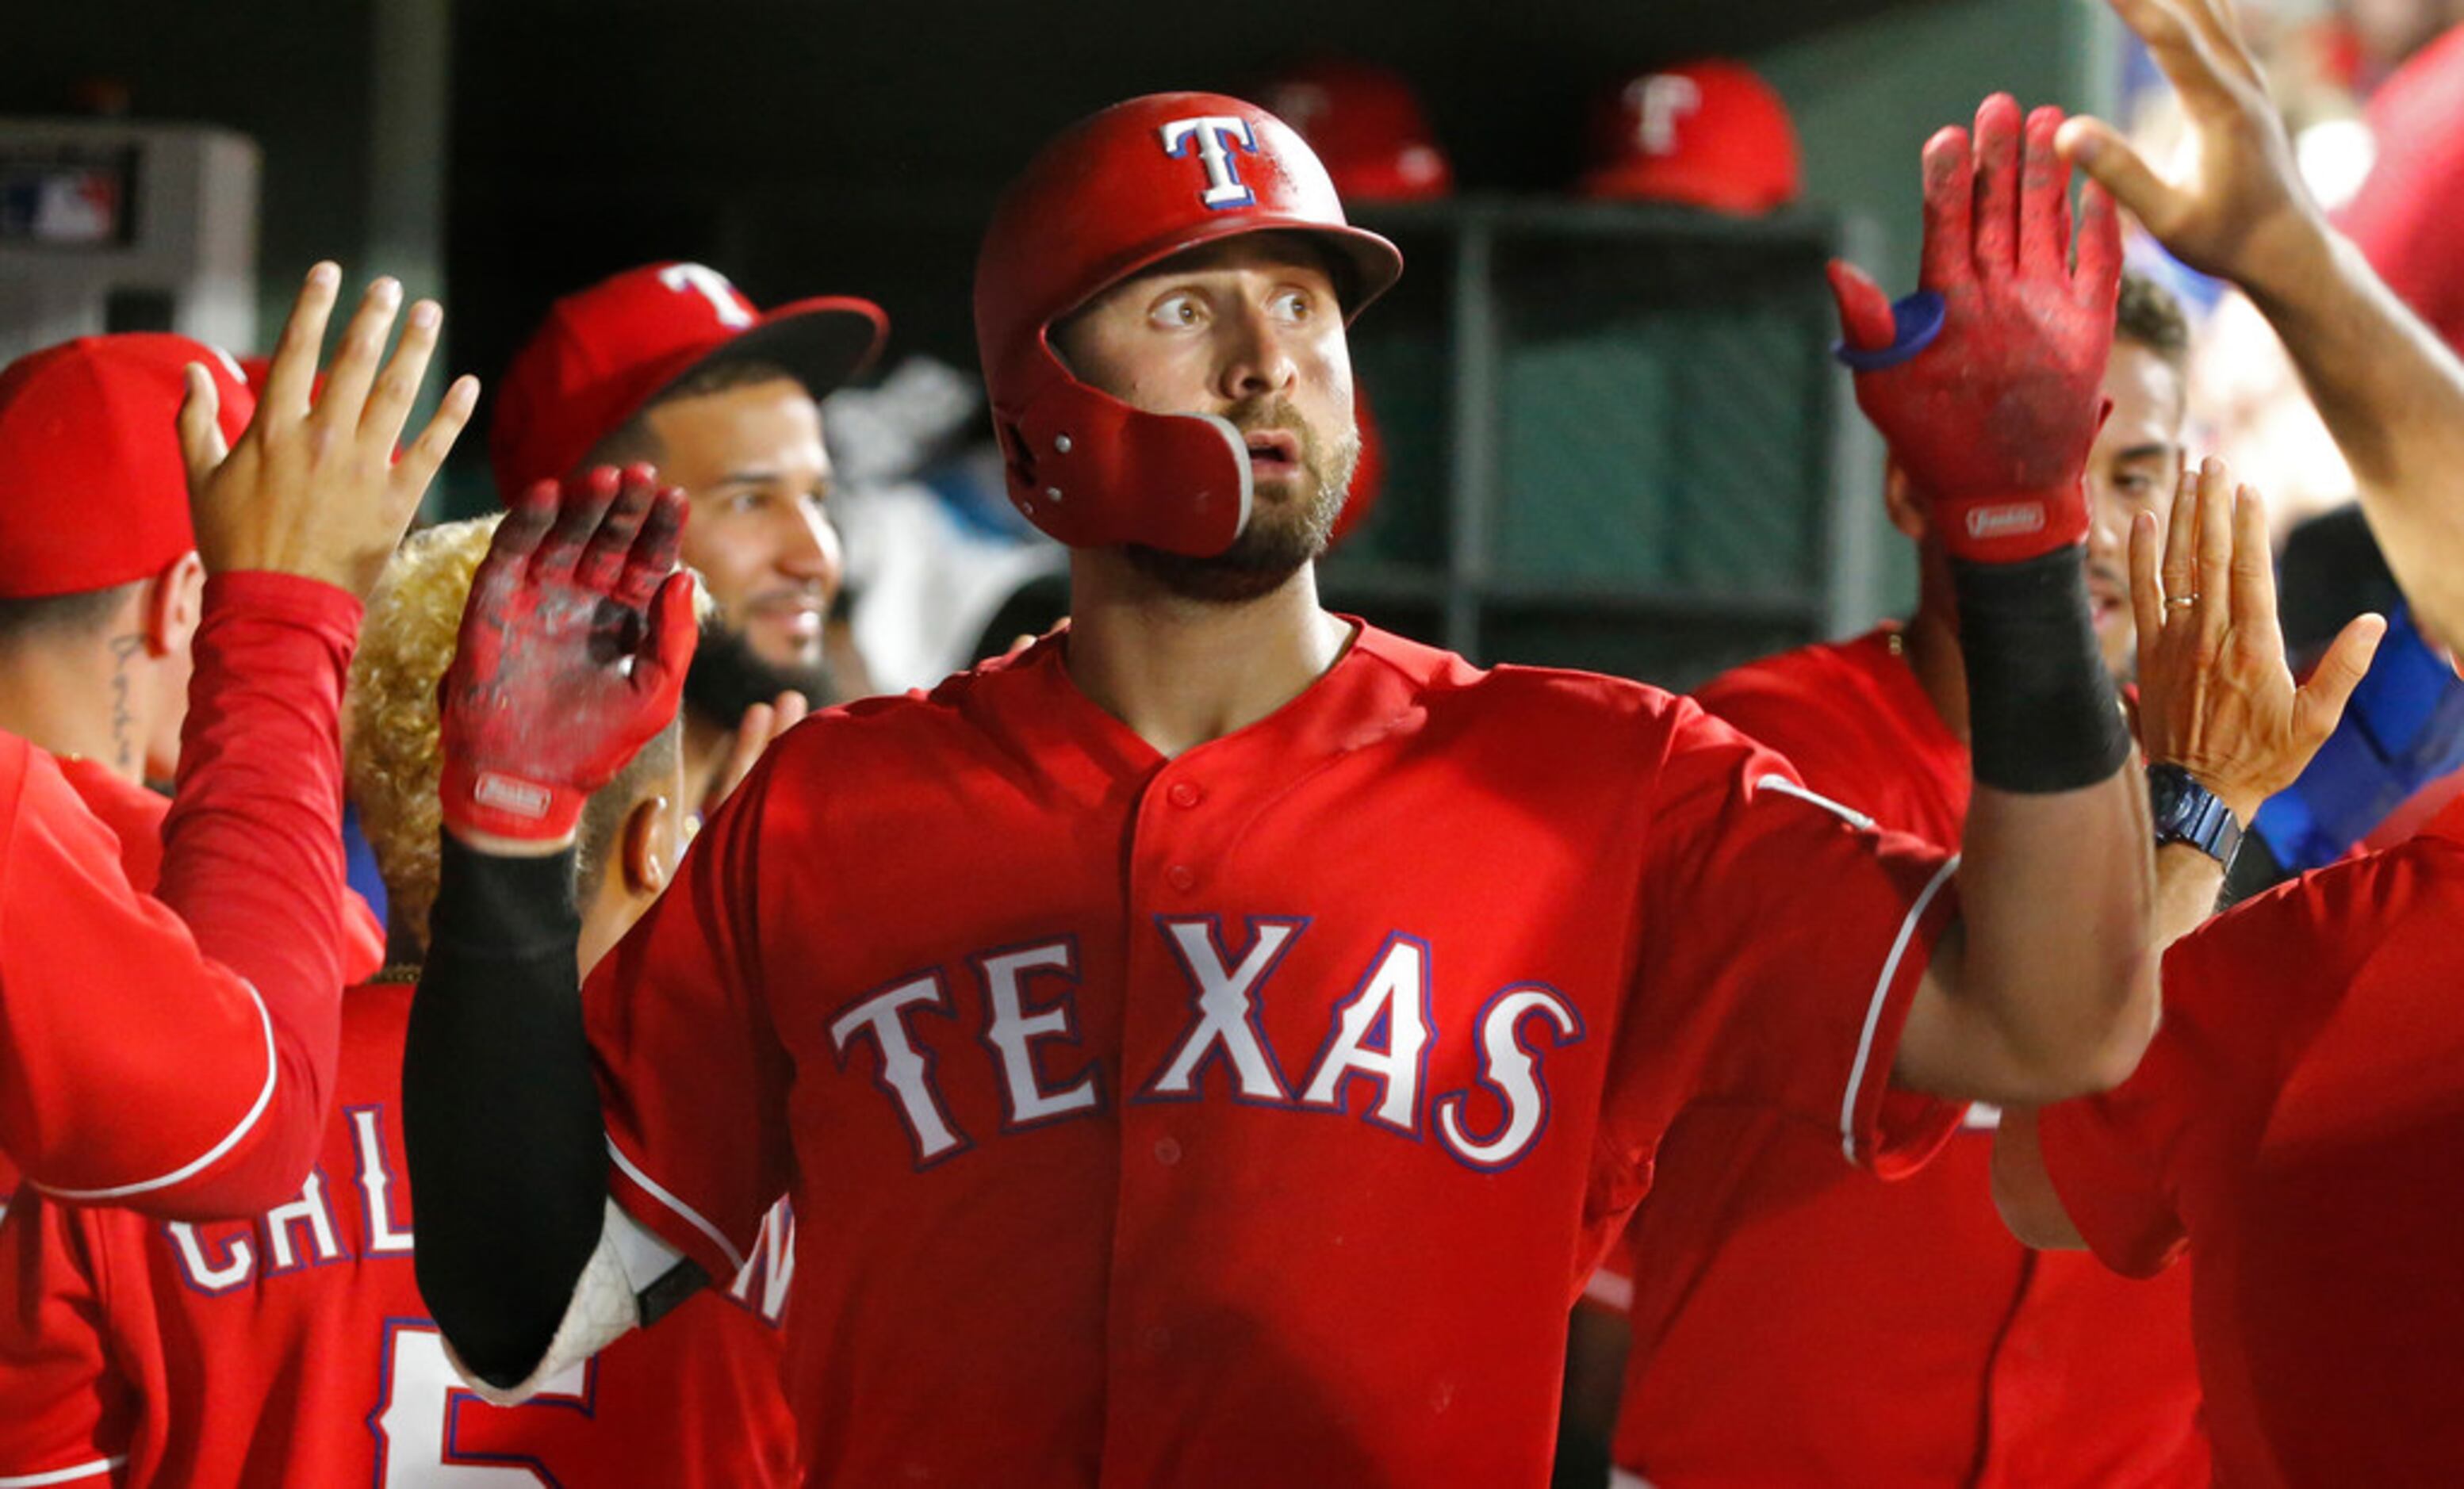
[[0, 335, 390, 1213], [403, 93, 2164, 1485], [0, 504, 799, 1487], [0, 266, 473, 1219], [492, 262, 886, 814], [1985, 0, 2464, 1480]]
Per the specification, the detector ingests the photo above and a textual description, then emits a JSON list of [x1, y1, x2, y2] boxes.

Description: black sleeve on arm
[[404, 836, 606, 1389]]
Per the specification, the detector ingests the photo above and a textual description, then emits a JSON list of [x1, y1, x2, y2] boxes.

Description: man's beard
[[683, 618, 836, 726], [1123, 396, 1359, 605]]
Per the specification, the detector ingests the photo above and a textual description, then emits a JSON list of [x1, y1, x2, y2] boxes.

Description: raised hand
[[1829, 94, 2123, 566], [2133, 455, 2384, 823], [2058, 0, 2329, 298], [439, 466, 698, 846], [711, 691, 812, 812], [178, 262, 480, 598]]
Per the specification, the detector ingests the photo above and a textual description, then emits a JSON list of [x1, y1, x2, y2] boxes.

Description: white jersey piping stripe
[[1582, 1266, 1634, 1311], [0, 1456, 127, 1486], [1753, 772, 1876, 833], [34, 981, 276, 1202], [604, 1137, 747, 1274], [1840, 854, 1960, 1166]]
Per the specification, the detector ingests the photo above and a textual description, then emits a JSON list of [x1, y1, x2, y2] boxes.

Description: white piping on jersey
[[1753, 772, 1877, 833], [34, 981, 276, 1202], [1582, 1267, 1634, 1312], [605, 1136, 747, 1274], [1841, 855, 1961, 1166], [0, 1456, 127, 1486]]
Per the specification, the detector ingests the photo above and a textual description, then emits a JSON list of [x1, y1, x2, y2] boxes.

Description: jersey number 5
[[372, 1320, 592, 1485]]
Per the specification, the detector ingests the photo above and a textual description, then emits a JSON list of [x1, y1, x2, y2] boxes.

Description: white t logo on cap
[[1629, 74, 1703, 156], [1159, 115, 1261, 209], [658, 263, 756, 328]]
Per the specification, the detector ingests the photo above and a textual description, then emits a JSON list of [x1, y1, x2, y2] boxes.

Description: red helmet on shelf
[[1579, 60, 1803, 215], [1258, 59, 1455, 204], [973, 91, 1404, 556]]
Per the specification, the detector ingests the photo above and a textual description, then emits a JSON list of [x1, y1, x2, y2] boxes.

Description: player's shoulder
[[2167, 825, 2454, 1011], [1693, 628, 1903, 721], [1360, 626, 1685, 725]]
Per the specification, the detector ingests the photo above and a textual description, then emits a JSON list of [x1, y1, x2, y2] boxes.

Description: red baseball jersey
[[0, 978, 801, 1488], [0, 755, 385, 1220], [584, 622, 1965, 1485], [2337, 23, 2464, 351], [1, 574, 362, 1217], [1596, 627, 2205, 1487], [2037, 790, 2464, 1487], [52, 755, 388, 986]]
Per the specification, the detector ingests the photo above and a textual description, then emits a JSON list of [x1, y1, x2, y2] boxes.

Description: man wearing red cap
[[492, 262, 886, 813], [0, 266, 473, 1219], [405, 93, 2164, 1484], [0, 339, 387, 1056]]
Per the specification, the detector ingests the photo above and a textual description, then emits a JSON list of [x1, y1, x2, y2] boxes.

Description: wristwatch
[[2148, 763, 2244, 867]]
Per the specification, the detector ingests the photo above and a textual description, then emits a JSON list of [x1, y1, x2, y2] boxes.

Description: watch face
[[2150, 767, 2194, 829]]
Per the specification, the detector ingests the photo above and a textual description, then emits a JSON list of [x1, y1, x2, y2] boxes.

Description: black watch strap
[[2148, 762, 2244, 867]]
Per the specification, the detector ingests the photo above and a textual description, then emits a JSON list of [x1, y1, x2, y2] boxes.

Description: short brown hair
[[2115, 270, 2190, 375], [579, 357, 803, 473]]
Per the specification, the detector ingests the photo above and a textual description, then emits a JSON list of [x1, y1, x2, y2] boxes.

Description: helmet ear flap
[[997, 418, 1040, 505]]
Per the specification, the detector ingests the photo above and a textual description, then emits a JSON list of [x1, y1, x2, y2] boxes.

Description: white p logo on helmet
[[658, 262, 757, 328], [1159, 116, 1262, 209]]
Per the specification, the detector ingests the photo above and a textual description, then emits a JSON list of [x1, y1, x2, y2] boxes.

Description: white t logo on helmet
[[1159, 116, 1261, 209], [1628, 74, 1703, 156], [658, 262, 757, 328]]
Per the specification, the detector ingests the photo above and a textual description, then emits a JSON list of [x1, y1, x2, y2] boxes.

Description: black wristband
[[1952, 545, 2133, 794]]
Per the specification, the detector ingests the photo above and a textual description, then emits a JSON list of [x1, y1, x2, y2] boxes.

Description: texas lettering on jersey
[[827, 919, 1581, 1172]]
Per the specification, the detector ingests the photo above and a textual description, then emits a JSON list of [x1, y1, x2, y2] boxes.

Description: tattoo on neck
[[107, 633, 143, 771]]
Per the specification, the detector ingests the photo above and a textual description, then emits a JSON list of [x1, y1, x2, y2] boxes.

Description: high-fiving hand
[[2133, 455, 2384, 825], [178, 262, 479, 599], [439, 466, 699, 847], [2057, 0, 2329, 299], [1830, 94, 2123, 566]]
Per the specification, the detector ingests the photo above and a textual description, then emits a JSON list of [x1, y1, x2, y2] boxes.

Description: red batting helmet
[[973, 91, 1404, 556], [1258, 60, 1454, 203], [1578, 60, 1802, 215]]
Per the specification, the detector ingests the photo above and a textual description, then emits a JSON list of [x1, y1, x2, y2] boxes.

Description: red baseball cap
[[1578, 60, 1803, 214], [1259, 59, 1455, 202], [0, 334, 255, 600], [489, 262, 887, 500]]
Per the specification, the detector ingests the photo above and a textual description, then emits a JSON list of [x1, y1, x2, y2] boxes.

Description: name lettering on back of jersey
[[827, 921, 1585, 1173]]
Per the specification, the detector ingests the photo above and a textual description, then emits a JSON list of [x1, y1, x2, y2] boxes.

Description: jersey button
[[1154, 1135, 1182, 1166], [1165, 863, 1197, 891], [1167, 780, 1202, 808]]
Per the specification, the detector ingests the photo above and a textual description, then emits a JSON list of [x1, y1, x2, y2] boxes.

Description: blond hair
[[348, 517, 688, 954]]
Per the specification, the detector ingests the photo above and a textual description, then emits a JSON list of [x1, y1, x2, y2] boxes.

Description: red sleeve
[[1616, 702, 1964, 1178], [0, 573, 358, 1217], [586, 746, 798, 1282], [0, 1191, 139, 1483], [2037, 862, 2380, 1277], [342, 891, 387, 984]]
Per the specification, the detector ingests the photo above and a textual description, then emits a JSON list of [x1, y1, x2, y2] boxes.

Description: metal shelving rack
[[1321, 194, 1868, 692]]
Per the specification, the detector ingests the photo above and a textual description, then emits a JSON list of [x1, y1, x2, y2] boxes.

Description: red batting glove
[[439, 465, 697, 843], [1829, 95, 2122, 566]]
